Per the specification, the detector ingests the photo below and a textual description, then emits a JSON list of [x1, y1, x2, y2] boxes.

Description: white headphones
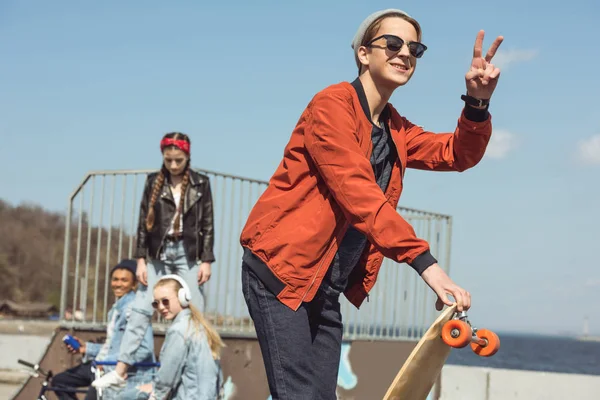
[[156, 274, 191, 308]]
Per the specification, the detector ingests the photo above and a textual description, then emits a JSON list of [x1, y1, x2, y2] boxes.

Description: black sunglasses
[[152, 298, 170, 309], [367, 34, 427, 58]]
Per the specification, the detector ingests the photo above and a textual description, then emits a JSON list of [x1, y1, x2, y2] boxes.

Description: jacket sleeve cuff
[[134, 248, 147, 259], [201, 252, 216, 263], [463, 104, 489, 122], [409, 250, 438, 275], [82, 342, 100, 363]]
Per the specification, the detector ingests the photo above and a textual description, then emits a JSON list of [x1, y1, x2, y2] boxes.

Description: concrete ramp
[[10, 325, 419, 400], [0, 334, 53, 370]]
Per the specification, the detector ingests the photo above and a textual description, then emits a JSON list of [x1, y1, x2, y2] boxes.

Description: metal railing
[[59, 168, 452, 341]]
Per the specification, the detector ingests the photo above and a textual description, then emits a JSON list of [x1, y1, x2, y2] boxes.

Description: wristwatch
[[461, 94, 489, 108]]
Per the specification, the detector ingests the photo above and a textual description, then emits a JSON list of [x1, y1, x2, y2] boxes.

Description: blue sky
[[2, 0, 599, 335]]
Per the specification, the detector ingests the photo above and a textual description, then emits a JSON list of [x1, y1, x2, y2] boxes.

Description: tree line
[[0, 199, 129, 314]]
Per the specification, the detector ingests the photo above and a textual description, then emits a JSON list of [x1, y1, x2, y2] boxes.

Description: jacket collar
[[184, 170, 204, 215], [188, 169, 204, 187], [163, 169, 203, 188], [174, 307, 191, 324], [114, 290, 135, 310], [350, 78, 390, 128], [159, 169, 204, 214]]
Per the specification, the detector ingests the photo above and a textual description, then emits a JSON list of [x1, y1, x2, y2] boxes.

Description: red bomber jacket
[[240, 80, 492, 311]]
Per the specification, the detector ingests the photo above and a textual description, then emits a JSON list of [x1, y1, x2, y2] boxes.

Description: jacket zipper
[[360, 120, 401, 299], [155, 190, 176, 259], [389, 124, 404, 182], [298, 138, 375, 308], [155, 179, 203, 260], [346, 120, 402, 304], [298, 220, 350, 308], [195, 192, 202, 262], [156, 224, 171, 259]]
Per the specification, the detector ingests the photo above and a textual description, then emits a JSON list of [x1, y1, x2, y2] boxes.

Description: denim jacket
[[152, 308, 223, 400], [84, 291, 156, 379]]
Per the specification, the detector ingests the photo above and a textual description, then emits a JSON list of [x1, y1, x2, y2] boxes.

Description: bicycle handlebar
[[18, 359, 35, 369], [18, 359, 48, 376]]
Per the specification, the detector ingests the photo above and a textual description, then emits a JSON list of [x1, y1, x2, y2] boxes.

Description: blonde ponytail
[[188, 304, 225, 360]]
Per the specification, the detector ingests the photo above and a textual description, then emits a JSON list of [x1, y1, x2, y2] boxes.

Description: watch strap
[[461, 94, 490, 108]]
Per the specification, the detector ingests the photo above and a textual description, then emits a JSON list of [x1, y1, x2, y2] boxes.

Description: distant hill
[[0, 199, 126, 311], [0, 199, 68, 306]]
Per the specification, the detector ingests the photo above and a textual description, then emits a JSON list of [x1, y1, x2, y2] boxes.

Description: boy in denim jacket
[[53, 260, 156, 400]]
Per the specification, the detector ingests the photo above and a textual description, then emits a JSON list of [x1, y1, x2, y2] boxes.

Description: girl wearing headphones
[[123, 275, 225, 400], [93, 132, 216, 390]]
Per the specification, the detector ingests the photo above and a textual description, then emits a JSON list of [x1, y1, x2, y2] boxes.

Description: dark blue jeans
[[241, 262, 343, 400], [52, 362, 96, 400]]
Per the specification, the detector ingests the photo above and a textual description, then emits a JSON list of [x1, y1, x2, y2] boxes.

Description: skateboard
[[382, 304, 500, 400]]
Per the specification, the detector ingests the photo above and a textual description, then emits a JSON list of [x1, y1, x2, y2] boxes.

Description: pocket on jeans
[[248, 265, 269, 292]]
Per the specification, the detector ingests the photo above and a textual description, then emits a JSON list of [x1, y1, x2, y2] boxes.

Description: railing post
[[445, 216, 453, 276], [60, 202, 73, 322], [59, 168, 453, 342]]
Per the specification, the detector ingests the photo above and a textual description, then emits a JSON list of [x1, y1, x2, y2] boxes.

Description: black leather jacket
[[134, 170, 215, 263]]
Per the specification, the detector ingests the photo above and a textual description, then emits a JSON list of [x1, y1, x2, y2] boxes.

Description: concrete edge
[[0, 370, 29, 385]]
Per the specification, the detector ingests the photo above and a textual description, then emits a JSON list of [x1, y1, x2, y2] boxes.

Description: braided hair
[[145, 132, 191, 232]]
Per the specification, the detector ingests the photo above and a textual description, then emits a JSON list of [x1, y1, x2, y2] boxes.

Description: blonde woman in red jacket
[[239, 8, 503, 399]]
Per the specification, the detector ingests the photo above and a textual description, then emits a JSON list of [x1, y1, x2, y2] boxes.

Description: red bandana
[[160, 138, 190, 154]]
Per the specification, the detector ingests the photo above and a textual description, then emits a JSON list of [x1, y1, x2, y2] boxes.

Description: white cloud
[[486, 129, 518, 159], [585, 278, 600, 288], [493, 48, 539, 70], [544, 278, 600, 292], [576, 134, 600, 165]]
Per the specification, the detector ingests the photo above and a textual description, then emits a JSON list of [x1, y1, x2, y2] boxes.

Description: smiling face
[[110, 269, 136, 299], [357, 16, 423, 90]]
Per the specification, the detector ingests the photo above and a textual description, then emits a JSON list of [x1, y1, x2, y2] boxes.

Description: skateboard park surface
[[2, 320, 600, 399]]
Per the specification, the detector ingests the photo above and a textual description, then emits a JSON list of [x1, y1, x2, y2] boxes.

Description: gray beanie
[[351, 9, 413, 68]]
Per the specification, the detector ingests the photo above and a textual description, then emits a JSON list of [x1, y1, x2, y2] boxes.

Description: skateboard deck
[[382, 304, 457, 400], [382, 304, 500, 400]]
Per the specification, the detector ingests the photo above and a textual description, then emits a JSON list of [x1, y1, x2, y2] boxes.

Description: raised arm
[[404, 106, 492, 172], [405, 30, 503, 172]]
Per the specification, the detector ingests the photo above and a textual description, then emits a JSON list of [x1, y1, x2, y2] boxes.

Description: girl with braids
[[93, 132, 216, 390], [121, 275, 224, 400]]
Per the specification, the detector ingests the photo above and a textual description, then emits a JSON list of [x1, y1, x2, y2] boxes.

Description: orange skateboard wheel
[[441, 320, 471, 348], [470, 329, 500, 357]]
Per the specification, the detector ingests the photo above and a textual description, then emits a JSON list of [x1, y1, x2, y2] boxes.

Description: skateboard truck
[[453, 310, 487, 347], [441, 309, 500, 357]]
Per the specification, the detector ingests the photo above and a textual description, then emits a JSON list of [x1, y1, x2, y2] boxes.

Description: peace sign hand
[[465, 30, 504, 100]]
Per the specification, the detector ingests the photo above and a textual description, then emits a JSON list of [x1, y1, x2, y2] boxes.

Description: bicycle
[[17, 359, 89, 400], [18, 359, 161, 399]]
